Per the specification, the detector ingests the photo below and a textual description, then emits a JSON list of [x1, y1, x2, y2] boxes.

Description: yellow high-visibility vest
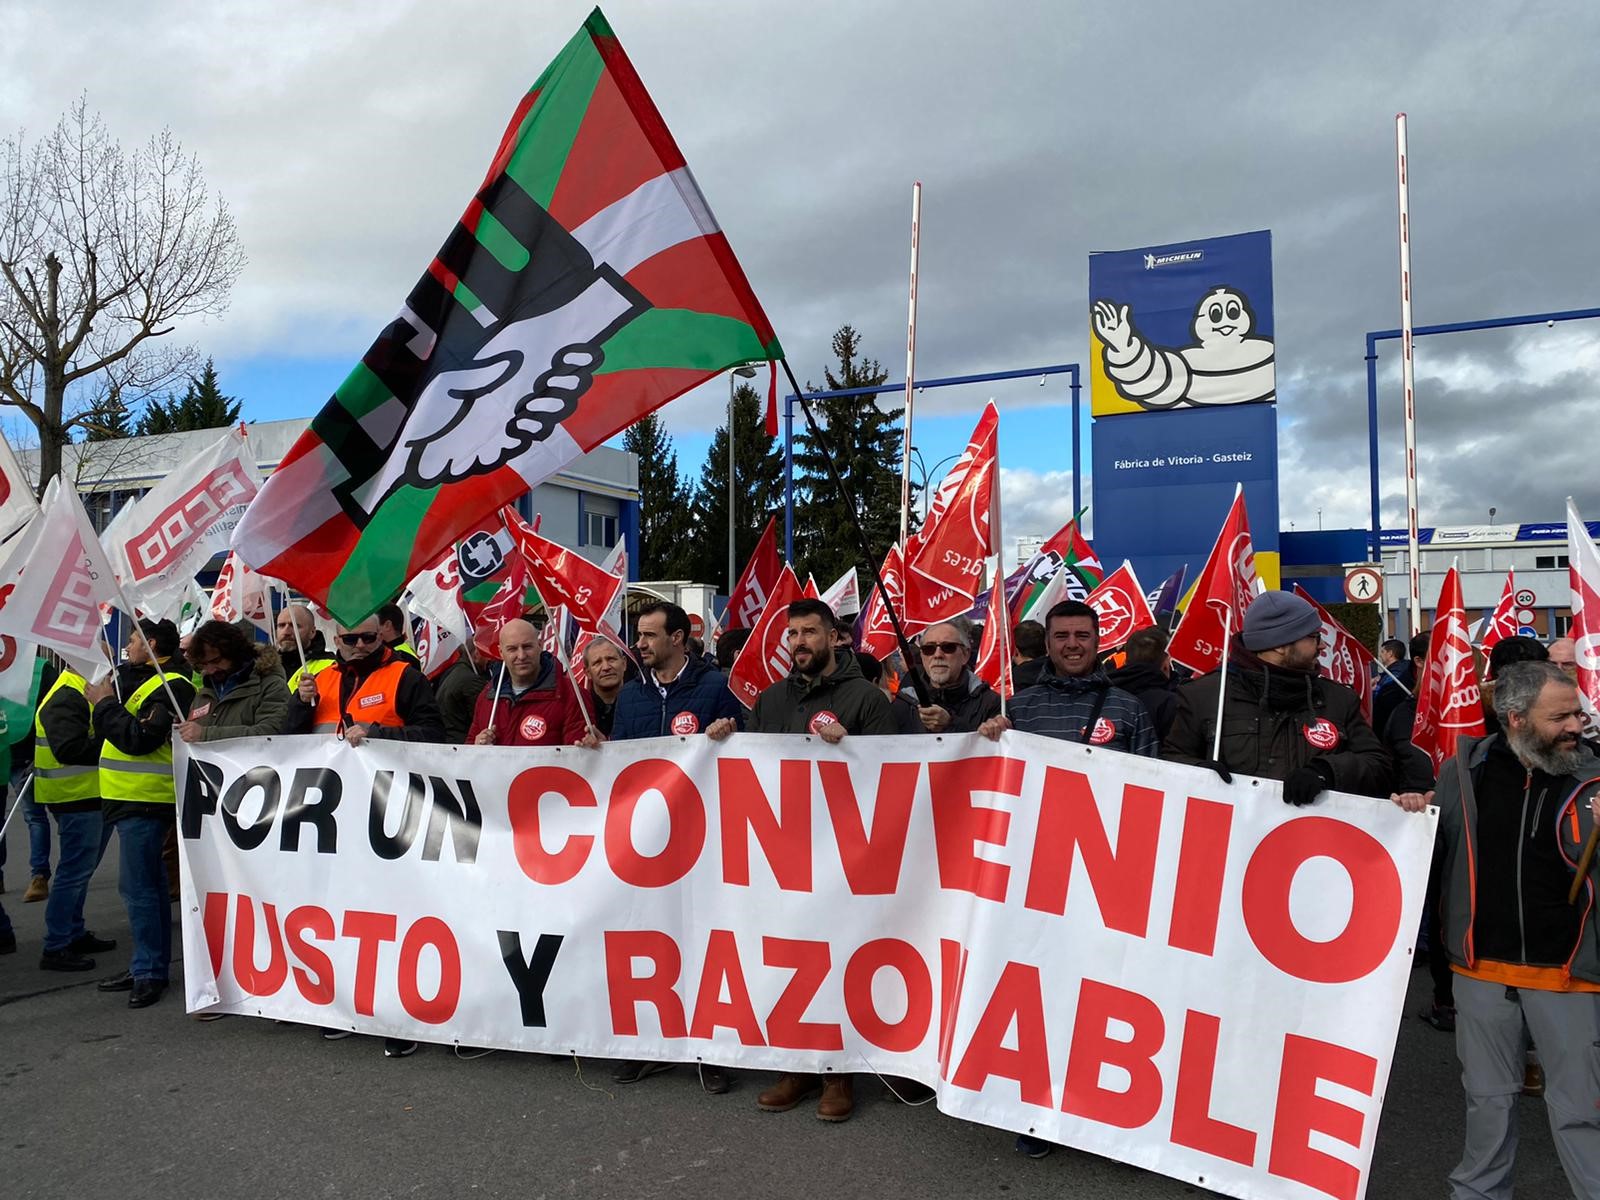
[[98, 672, 184, 805], [33, 672, 97, 805]]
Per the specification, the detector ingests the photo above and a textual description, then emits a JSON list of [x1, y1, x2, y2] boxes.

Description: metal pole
[[900, 182, 922, 549], [783, 393, 795, 563], [1396, 113, 1422, 634], [1070, 364, 1082, 519]]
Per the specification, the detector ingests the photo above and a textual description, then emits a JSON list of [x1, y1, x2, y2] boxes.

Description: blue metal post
[[1365, 333, 1381, 566], [1069, 363, 1082, 519]]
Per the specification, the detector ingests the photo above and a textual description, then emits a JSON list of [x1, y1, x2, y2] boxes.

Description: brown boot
[[816, 1074, 854, 1122], [23, 875, 48, 903], [756, 1073, 820, 1112]]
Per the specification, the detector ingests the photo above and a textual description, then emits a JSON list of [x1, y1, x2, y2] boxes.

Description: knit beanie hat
[[1240, 591, 1321, 652]]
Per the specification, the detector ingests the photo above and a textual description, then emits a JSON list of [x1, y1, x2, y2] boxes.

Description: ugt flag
[[1411, 565, 1485, 774], [233, 8, 781, 624], [1167, 484, 1256, 675], [1567, 498, 1600, 722]]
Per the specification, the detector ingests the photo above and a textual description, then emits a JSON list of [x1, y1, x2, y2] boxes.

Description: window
[[1534, 553, 1569, 570], [586, 511, 617, 549]]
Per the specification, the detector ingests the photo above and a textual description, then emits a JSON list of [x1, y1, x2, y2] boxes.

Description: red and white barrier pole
[[1396, 114, 1422, 636]]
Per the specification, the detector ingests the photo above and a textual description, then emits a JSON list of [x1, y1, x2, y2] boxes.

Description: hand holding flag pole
[[1570, 820, 1600, 905]]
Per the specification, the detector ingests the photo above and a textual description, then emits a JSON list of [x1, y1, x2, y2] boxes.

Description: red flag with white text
[[903, 403, 997, 629], [973, 573, 1013, 700], [1567, 499, 1600, 722], [501, 507, 624, 634], [1085, 562, 1157, 652], [1411, 566, 1486, 773], [857, 544, 906, 661], [1293, 584, 1375, 723], [1168, 486, 1256, 674], [728, 564, 803, 708], [1478, 568, 1519, 654], [725, 516, 781, 631]]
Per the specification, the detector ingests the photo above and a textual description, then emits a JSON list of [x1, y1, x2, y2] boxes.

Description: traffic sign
[[1514, 587, 1537, 608], [1344, 566, 1383, 604], [1516, 608, 1536, 625], [1518, 624, 1538, 637]]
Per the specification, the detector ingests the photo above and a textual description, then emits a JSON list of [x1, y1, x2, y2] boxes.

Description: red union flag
[[108, 427, 261, 613], [501, 506, 623, 634], [973, 572, 1013, 700], [211, 552, 272, 632], [1567, 498, 1600, 722], [729, 564, 803, 708], [1168, 485, 1257, 674], [1478, 568, 1519, 654], [1412, 565, 1486, 773], [857, 544, 906, 660], [0, 479, 117, 679], [1293, 584, 1375, 723], [903, 403, 997, 629], [1085, 561, 1156, 652], [726, 517, 781, 630]]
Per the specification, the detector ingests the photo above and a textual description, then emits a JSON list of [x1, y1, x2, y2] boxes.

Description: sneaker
[[384, 1038, 418, 1058], [39, 948, 95, 972], [70, 932, 117, 955], [23, 875, 48, 903], [320, 1027, 355, 1041], [1016, 1133, 1053, 1159], [1418, 1003, 1456, 1033]]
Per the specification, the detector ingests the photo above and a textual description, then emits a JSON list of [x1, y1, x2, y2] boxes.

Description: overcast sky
[[3, 0, 1597, 551]]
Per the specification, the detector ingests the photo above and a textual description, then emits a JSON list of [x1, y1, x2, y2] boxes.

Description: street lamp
[[728, 364, 760, 593], [908, 446, 961, 520]]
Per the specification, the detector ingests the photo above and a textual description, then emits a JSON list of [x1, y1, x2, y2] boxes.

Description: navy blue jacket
[[610, 654, 742, 740]]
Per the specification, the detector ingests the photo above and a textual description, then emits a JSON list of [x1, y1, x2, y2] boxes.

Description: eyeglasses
[[921, 641, 965, 656], [338, 632, 380, 647]]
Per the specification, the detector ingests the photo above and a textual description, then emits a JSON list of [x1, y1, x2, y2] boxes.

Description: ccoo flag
[[233, 8, 781, 624]]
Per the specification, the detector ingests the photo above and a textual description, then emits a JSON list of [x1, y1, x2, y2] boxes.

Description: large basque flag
[[234, 8, 782, 623]]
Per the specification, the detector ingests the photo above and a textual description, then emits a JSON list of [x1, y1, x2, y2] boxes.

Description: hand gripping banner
[[177, 733, 1435, 1200]]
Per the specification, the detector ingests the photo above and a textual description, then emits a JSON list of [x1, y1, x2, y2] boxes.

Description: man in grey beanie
[[1162, 590, 1391, 802]]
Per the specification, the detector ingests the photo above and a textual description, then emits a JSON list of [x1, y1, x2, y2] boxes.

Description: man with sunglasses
[[1163, 590, 1390, 804], [893, 618, 1000, 734], [286, 616, 445, 747]]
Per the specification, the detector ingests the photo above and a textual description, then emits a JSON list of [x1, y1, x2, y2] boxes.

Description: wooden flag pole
[[1570, 827, 1600, 905]]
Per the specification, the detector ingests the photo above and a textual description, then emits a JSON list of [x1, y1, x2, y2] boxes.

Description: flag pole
[[106, 576, 187, 719], [1210, 606, 1232, 761], [991, 435, 1008, 719], [551, 624, 599, 739], [899, 181, 921, 550], [0, 771, 32, 842], [1396, 113, 1423, 636]]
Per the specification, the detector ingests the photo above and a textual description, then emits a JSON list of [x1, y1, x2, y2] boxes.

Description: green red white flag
[[1007, 516, 1102, 623], [232, 7, 781, 624]]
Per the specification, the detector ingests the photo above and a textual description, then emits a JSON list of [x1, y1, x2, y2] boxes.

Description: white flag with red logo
[[1085, 561, 1157, 652], [1292, 584, 1376, 723], [402, 543, 472, 654], [973, 573, 1013, 700], [902, 403, 997, 629], [819, 567, 860, 618], [728, 564, 803, 708], [725, 516, 781, 631], [857, 544, 906, 660], [1168, 485, 1257, 675], [502, 506, 623, 635], [106, 426, 262, 613], [0, 430, 40, 546], [0, 478, 117, 680], [1478, 568, 1519, 653], [210, 552, 273, 632], [1567, 498, 1600, 722], [1411, 565, 1486, 773]]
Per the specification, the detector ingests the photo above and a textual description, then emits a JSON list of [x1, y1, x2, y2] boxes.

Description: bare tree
[[0, 97, 244, 494]]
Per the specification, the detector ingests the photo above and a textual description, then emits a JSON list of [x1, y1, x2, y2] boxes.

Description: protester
[[1372, 637, 1414, 737], [377, 603, 421, 667], [1010, 619, 1048, 690], [892, 619, 1000, 734], [604, 602, 739, 1091], [277, 603, 335, 690], [3, 653, 55, 903], [468, 619, 587, 747], [176, 619, 290, 743], [33, 660, 113, 973], [978, 601, 1157, 757], [432, 638, 488, 744], [1163, 591, 1390, 802], [1548, 634, 1578, 683], [1479, 636, 1548, 737], [715, 627, 751, 672], [1392, 661, 1600, 1198], [581, 637, 628, 738], [1106, 625, 1179, 740], [86, 619, 194, 1008]]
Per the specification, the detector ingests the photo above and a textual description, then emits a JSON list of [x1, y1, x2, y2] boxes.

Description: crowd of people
[[1, 587, 1596, 1193]]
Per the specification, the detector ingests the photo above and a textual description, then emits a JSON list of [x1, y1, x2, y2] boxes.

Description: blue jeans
[[112, 816, 172, 982], [42, 807, 109, 952], [0, 768, 50, 881]]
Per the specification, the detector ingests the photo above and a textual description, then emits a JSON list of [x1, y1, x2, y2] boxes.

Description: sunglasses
[[338, 632, 380, 647], [921, 641, 965, 656]]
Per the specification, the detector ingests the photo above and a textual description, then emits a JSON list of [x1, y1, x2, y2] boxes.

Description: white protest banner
[[0, 429, 40, 544], [106, 426, 261, 613], [177, 732, 1434, 1200]]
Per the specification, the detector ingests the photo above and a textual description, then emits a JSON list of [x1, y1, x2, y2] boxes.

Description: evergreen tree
[[793, 325, 909, 584], [81, 385, 135, 442], [622, 411, 692, 579], [683, 382, 785, 590], [135, 357, 241, 435]]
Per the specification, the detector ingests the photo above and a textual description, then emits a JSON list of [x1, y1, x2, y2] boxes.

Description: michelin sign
[[1089, 231, 1281, 587]]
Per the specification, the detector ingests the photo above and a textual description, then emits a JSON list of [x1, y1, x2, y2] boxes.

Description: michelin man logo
[[1091, 286, 1275, 410]]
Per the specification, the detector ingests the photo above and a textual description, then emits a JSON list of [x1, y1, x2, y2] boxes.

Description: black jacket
[[432, 658, 487, 744], [1012, 656, 1049, 692], [95, 660, 196, 825], [892, 668, 1001, 734], [284, 649, 446, 742], [751, 649, 897, 736], [1006, 665, 1159, 755], [1164, 660, 1391, 796], [1371, 658, 1415, 741], [1105, 661, 1179, 742]]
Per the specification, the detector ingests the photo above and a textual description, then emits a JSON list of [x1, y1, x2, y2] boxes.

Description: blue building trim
[[619, 499, 640, 581]]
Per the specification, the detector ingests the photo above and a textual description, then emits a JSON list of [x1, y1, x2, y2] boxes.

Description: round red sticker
[[807, 710, 840, 735], [520, 714, 549, 741], [671, 711, 700, 735], [1088, 717, 1117, 745], [1303, 718, 1340, 750]]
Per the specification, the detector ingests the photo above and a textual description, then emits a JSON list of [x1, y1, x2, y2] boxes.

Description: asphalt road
[[0, 821, 1570, 1200]]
